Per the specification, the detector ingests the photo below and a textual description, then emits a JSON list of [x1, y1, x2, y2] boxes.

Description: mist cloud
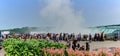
[[40, 0, 91, 34]]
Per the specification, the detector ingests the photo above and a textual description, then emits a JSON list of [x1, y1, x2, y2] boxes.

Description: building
[[91, 24, 120, 38]]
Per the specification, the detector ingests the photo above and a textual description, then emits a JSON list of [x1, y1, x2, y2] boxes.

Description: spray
[[40, 0, 91, 34]]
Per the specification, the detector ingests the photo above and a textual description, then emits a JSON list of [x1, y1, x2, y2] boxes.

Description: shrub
[[43, 48, 120, 56], [3, 38, 66, 56]]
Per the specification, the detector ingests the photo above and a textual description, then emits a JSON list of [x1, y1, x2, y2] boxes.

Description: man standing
[[0, 31, 2, 49], [114, 32, 118, 41], [89, 34, 92, 42], [0, 31, 2, 39], [101, 32, 105, 41]]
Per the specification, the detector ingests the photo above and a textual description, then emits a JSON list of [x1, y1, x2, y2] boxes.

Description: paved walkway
[[60, 41, 120, 51], [82, 41, 120, 51], [0, 48, 6, 56]]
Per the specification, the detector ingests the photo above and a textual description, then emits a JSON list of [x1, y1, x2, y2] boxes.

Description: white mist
[[40, 0, 91, 34]]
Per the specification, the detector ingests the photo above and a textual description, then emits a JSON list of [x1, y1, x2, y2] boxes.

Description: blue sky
[[0, 0, 120, 29]]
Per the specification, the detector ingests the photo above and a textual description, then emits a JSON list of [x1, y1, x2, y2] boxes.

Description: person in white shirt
[[46, 36, 50, 41]]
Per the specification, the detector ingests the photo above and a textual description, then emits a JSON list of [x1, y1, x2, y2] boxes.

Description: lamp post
[[46, 27, 49, 33]]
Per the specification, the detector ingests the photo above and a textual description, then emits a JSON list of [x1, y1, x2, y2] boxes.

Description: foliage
[[43, 48, 120, 56], [3, 38, 66, 56]]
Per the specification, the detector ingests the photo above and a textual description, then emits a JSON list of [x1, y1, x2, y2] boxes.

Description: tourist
[[101, 32, 105, 41], [63, 33, 66, 41], [77, 33, 81, 41], [72, 38, 77, 47], [80, 45, 85, 51], [94, 33, 97, 41], [65, 33, 68, 41], [89, 34, 92, 42], [98, 33, 101, 41], [72, 44, 76, 50], [86, 42, 90, 51], [66, 41, 71, 48], [56, 34, 60, 42], [114, 32, 118, 41], [77, 42, 80, 49], [87, 35, 89, 41], [59, 33, 63, 41], [46, 36, 50, 41]]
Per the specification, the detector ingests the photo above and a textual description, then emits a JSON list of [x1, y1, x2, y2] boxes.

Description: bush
[[43, 48, 86, 56], [43, 48, 120, 56], [3, 38, 66, 56]]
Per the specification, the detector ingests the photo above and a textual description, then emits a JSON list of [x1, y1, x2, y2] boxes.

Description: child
[[80, 45, 85, 51], [77, 42, 80, 49]]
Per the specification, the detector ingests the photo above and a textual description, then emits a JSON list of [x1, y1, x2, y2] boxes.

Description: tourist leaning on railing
[[1, 32, 109, 42]]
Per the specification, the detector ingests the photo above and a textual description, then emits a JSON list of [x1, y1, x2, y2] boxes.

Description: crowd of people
[[1, 32, 107, 41], [1, 32, 119, 51]]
